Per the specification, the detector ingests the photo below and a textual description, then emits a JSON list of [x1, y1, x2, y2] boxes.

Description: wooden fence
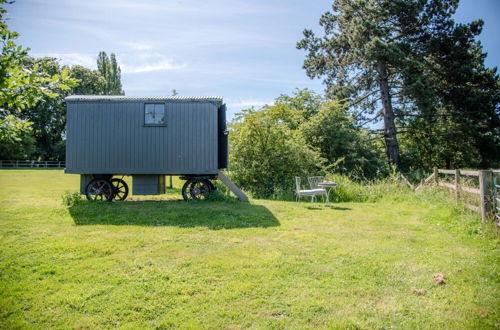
[[0, 160, 65, 168], [413, 168, 499, 223]]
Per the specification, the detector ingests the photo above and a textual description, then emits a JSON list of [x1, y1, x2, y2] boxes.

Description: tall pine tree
[[297, 0, 499, 169]]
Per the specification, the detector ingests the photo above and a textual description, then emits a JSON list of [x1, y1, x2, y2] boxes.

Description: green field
[[0, 170, 498, 329]]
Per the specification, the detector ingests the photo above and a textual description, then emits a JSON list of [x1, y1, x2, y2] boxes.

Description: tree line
[[1, 0, 498, 198]]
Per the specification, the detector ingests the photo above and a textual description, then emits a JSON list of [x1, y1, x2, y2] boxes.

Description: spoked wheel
[[111, 178, 129, 201], [85, 178, 114, 201], [182, 178, 214, 201]]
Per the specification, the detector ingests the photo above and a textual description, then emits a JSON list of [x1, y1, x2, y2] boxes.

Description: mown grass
[[0, 170, 498, 329]]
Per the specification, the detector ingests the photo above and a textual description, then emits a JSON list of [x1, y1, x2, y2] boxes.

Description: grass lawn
[[0, 170, 498, 329]]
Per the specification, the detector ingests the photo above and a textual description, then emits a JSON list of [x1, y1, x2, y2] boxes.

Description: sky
[[7, 0, 500, 119]]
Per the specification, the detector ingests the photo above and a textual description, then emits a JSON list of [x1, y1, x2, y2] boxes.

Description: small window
[[144, 103, 165, 126]]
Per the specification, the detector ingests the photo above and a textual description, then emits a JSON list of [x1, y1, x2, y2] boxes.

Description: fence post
[[455, 169, 460, 201], [169, 175, 173, 189], [478, 170, 493, 223], [58, 161, 61, 168], [434, 167, 439, 185], [44, 161, 47, 168]]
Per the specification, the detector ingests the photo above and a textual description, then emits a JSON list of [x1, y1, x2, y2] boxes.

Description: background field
[[0, 170, 498, 329]]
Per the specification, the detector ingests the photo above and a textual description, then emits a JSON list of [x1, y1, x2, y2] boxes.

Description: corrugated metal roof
[[65, 95, 223, 102]]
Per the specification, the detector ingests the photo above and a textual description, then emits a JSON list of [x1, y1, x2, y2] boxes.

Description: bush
[[204, 182, 239, 202], [229, 105, 325, 199], [61, 191, 81, 207]]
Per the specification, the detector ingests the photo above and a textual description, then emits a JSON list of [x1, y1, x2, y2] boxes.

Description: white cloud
[[121, 42, 154, 51], [121, 59, 186, 73], [30, 52, 96, 68]]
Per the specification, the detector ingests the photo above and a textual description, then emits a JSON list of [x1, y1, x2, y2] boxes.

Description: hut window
[[144, 103, 165, 126]]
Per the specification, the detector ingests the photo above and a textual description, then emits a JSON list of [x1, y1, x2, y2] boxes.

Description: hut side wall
[[66, 101, 218, 175]]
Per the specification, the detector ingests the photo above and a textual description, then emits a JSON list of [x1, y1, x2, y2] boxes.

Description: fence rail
[[0, 160, 65, 168], [416, 168, 499, 224]]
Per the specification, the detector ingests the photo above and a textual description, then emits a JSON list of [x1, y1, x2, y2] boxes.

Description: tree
[[297, 0, 465, 167], [298, 0, 499, 171], [403, 20, 500, 169], [229, 105, 325, 198], [97, 51, 123, 95], [275, 88, 324, 119], [0, 1, 76, 159], [301, 100, 388, 179], [0, 112, 35, 159], [70, 65, 106, 95]]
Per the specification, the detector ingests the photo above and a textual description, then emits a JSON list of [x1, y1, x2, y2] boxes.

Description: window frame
[[143, 102, 167, 127]]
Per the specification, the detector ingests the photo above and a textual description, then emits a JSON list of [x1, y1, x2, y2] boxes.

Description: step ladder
[[217, 171, 248, 201]]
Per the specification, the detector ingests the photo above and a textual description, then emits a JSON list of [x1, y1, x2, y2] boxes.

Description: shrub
[[229, 105, 325, 199], [205, 182, 239, 202], [61, 191, 81, 207]]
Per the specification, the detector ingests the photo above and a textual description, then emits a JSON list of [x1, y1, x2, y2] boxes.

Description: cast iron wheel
[[111, 178, 129, 201], [182, 178, 213, 201], [85, 178, 114, 201], [206, 180, 215, 191]]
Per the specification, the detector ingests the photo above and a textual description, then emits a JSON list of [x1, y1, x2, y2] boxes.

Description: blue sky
[[7, 0, 500, 119]]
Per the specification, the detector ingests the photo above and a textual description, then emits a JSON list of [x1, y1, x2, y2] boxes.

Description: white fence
[[0, 160, 65, 168]]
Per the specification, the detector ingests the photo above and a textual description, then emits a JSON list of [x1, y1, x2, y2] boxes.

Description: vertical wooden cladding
[[66, 100, 218, 174]]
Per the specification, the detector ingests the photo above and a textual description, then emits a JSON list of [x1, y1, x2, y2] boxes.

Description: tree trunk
[[377, 61, 400, 166]]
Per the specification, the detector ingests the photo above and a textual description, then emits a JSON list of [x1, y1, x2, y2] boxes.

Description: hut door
[[218, 104, 228, 169]]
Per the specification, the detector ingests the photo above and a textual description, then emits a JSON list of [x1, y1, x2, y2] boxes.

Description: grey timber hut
[[65, 95, 247, 201]]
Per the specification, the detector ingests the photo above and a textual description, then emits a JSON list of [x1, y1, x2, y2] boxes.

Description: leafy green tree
[[229, 105, 325, 198], [275, 88, 324, 119], [70, 65, 106, 95], [400, 19, 499, 169], [0, 112, 35, 159], [0, 1, 76, 160], [97, 51, 124, 95], [301, 101, 388, 179], [298, 0, 472, 167]]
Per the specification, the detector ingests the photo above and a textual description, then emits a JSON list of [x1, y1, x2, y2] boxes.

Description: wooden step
[[217, 171, 248, 201]]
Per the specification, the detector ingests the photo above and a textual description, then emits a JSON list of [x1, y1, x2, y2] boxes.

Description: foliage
[[61, 190, 82, 207], [0, 11, 75, 111], [0, 2, 123, 161], [400, 19, 500, 169], [0, 112, 35, 159], [204, 184, 239, 202], [301, 100, 388, 179], [0, 2, 77, 160], [275, 88, 324, 119], [0, 169, 498, 328], [97, 51, 124, 95], [297, 0, 499, 171], [70, 65, 107, 94], [229, 104, 325, 198]]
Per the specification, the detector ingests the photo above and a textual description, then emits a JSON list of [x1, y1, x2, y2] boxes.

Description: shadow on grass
[[68, 200, 280, 230], [328, 206, 351, 211], [303, 205, 351, 211]]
